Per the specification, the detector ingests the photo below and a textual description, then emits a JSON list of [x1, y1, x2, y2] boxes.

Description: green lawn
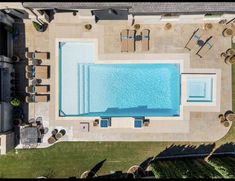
[[0, 55, 234, 179]]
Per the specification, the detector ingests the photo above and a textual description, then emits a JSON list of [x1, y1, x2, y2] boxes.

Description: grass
[[0, 142, 171, 178]]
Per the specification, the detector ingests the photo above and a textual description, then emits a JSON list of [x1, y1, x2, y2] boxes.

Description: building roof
[[22, 2, 235, 14]]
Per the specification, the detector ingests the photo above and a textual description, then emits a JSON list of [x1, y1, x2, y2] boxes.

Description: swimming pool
[[58, 41, 181, 117]]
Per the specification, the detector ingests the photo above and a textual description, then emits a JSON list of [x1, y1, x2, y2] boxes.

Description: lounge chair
[[196, 36, 215, 58], [25, 85, 49, 94], [141, 29, 150, 51], [185, 28, 204, 51], [25, 95, 50, 103], [33, 52, 49, 60], [35, 85, 49, 93], [25, 52, 49, 59], [34, 66, 49, 79], [120, 29, 128, 52], [128, 30, 136, 52]]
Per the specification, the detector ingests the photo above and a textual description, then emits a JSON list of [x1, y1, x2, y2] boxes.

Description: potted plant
[[33, 21, 48, 32], [84, 24, 92, 31], [134, 24, 140, 30]]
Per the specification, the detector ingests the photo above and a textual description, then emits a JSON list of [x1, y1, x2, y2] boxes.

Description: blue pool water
[[59, 41, 181, 117]]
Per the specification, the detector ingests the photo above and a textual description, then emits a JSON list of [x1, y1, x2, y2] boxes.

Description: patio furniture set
[[25, 51, 50, 103], [218, 110, 235, 127], [185, 28, 215, 58], [120, 29, 150, 52], [185, 25, 234, 58], [20, 116, 49, 148], [221, 48, 235, 64]]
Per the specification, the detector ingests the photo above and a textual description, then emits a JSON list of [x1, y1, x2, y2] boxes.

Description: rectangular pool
[[58, 41, 180, 117]]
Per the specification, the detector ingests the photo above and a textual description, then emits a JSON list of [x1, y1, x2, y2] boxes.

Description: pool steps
[[78, 64, 89, 114]]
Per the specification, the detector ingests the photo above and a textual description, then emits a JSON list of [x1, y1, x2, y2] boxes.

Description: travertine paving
[[18, 13, 233, 148]]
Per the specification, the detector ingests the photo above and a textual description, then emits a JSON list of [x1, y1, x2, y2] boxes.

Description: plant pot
[[204, 23, 213, 30], [84, 24, 92, 31], [222, 28, 233, 37], [164, 23, 172, 30], [134, 24, 140, 30]]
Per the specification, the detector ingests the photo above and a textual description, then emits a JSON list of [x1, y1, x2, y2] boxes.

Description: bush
[[32, 21, 43, 32]]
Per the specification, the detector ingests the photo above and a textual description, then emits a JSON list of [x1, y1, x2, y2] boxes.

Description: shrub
[[32, 21, 43, 32]]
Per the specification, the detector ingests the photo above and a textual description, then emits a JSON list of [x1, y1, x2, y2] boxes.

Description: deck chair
[[25, 95, 49, 103], [35, 85, 49, 93], [120, 29, 128, 52], [25, 85, 49, 94], [35, 95, 49, 102], [128, 30, 136, 52], [196, 36, 215, 58], [185, 28, 204, 51], [141, 29, 150, 51], [33, 52, 49, 59]]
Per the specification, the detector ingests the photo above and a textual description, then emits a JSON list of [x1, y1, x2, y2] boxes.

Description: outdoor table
[[34, 66, 49, 79], [197, 40, 204, 47], [20, 127, 38, 146]]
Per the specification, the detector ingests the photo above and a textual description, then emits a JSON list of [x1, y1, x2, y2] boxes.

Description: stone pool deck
[[15, 13, 233, 148]]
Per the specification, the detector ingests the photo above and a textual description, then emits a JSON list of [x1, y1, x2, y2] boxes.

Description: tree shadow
[[95, 157, 155, 179], [153, 143, 216, 161], [210, 142, 235, 156], [87, 159, 107, 178]]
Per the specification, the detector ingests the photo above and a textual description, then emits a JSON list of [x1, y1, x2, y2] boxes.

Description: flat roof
[[22, 2, 235, 14]]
